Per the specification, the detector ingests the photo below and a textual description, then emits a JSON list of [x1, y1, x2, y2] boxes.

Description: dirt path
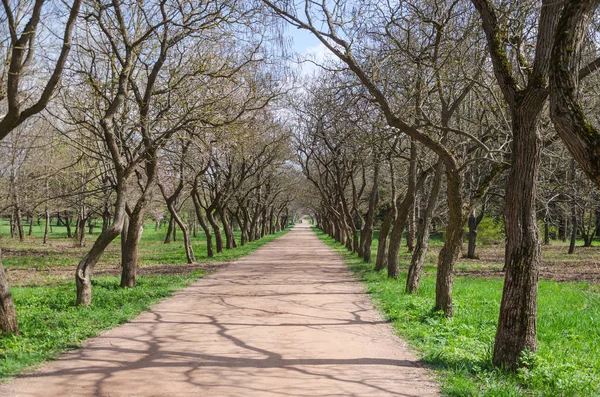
[[0, 223, 439, 397]]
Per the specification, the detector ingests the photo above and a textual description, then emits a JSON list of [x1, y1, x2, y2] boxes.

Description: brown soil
[[454, 245, 600, 283], [0, 222, 439, 396]]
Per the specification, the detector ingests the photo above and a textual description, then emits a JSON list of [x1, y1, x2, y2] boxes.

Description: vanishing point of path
[[1, 223, 439, 397]]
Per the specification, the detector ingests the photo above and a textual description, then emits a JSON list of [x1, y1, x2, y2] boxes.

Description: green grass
[[314, 227, 600, 397], [0, 273, 203, 379], [0, 220, 287, 270]]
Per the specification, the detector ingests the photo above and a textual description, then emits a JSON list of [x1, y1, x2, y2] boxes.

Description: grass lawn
[[0, 219, 280, 270], [315, 228, 600, 397], [0, 220, 289, 379]]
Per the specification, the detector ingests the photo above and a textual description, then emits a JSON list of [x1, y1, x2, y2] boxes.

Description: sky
[[284, 25, 332, 78], [288, 26, 321, 55]]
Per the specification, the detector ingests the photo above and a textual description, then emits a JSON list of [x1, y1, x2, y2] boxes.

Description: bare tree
[[0, 0, 82, 334]]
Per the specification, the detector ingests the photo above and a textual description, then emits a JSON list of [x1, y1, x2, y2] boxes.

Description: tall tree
[[0, 0, 82, 334]]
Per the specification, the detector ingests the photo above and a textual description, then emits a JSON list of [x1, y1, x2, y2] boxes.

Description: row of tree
[[2, 0, 600, 374], [0, 1, 300, 340], [265, 0, 600, 370]]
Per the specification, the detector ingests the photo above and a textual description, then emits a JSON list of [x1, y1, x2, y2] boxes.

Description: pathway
[[0, 222, 439, 397]]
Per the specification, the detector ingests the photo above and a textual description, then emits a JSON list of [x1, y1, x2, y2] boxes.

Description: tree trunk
[[493, 114, 542, 369], [121, 213, 130, 271], [102, 208, 110, 232], [595, 208, 600, 239], [361, 164, 379, 262], [28, 214, 33, 236], [467, 209, 479, 259], [121, 154, 156, 287], [406, 159, 443, 294], [375, 204, 395, 271], [168, 203, 195, 264], [568, 205, 577, 254], [65, 212, 72, 238], [9, 214, 15, 239], [269, 209, 275, 235], [206, 208, 223, 253], [261, 207, 268, 238], [43, 207, 50, 244], [568, 160, 577, 255], [558, 211, 566, 242], [15, 207, 24, 242], [249, 205, 260, 242], [121, 211, 144, 288], [77, 215, 86, 247], [406, 202, 416, 253], [75, 180, 128, 306], [198, 213, 214, 257], [434, 169, 464, 316], [386, 194, 413, 279], [0, 244, 18, 335], [387, 140, 418, 279], [220, 207, 236, 249], [164, 215, 173, 244], [191, 190, 214, 257], [236, 209, 249, 246]]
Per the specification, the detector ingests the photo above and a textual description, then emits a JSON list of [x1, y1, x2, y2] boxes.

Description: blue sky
[[287, 25, 321, 55]]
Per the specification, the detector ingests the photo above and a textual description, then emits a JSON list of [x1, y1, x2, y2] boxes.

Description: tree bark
[[75, 179, 128, 306], [470, 0, 561, 369], [27, 214, 33, 236], [43, 207, 50, 244], [15, 206, 24, 242], [434, 169, 464, 316], [493, 114, 542, 369], [167, 203, 195, 264], [206, 208, 224, 253], [467, 211, 478, 258], [191, 188, 214, 257], [387, 140, 418, 279], [406, 159, 443, 294], [65, 212, 72, 238], [549, 0, 600, 190], [220, 206, 236, 249], [568, 204, 577, 255], [121, 208, 145, 288], [77, 215, 86, 247], [9, 215, 15, 239], [466, 203, 486, 259], [0, 243, 18, 334], [361, 164, 379, 262], [375, 204, 395, 271], [102, 207, 110, 232], [164, 215, 173, 244], [406, 202, 416, 253]]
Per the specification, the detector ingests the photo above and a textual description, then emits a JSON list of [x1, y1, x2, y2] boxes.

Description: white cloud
[[295, 42, 333, 78]]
